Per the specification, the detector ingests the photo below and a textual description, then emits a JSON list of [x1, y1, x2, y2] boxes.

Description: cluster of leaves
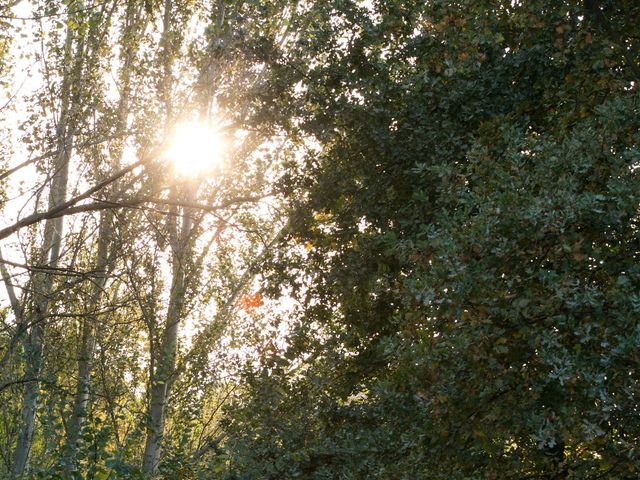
[[239, 293, 264, 314]]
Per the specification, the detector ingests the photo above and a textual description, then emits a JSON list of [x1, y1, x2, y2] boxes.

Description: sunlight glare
[[165, 121, 225, 177]]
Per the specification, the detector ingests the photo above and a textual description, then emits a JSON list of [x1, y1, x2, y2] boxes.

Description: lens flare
[[165, 121, 225, 177]]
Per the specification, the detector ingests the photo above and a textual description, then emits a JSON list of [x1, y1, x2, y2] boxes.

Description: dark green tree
[[221, 1, 640, 479]]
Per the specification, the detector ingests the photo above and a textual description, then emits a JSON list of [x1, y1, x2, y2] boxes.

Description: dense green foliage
[[220, 1, 640, 479]]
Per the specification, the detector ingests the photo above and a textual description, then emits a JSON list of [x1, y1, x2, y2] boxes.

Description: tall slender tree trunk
[[63, 211, 111, 467], [12, 23, 80, 478], [12, 114, 73, 480], [142, 1, 177, 472], [142, 196, 193, 475], [63, 4, 144, 471]]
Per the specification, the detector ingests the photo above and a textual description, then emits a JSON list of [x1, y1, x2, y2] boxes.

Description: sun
[[164, 121, 226, 177]]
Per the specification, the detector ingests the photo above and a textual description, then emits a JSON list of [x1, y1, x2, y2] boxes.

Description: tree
[[63, 3, 147, 472], [12, 4, 100, 474], [0, 0, 291, 477], [221, 1, 640, 479]]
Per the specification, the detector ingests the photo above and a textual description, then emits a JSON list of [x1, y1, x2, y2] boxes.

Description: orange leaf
[[239, 292, 263, 313]]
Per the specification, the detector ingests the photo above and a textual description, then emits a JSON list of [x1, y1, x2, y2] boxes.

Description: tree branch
[[0, 245, 22, 320], [0, 157, 146, 241]]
